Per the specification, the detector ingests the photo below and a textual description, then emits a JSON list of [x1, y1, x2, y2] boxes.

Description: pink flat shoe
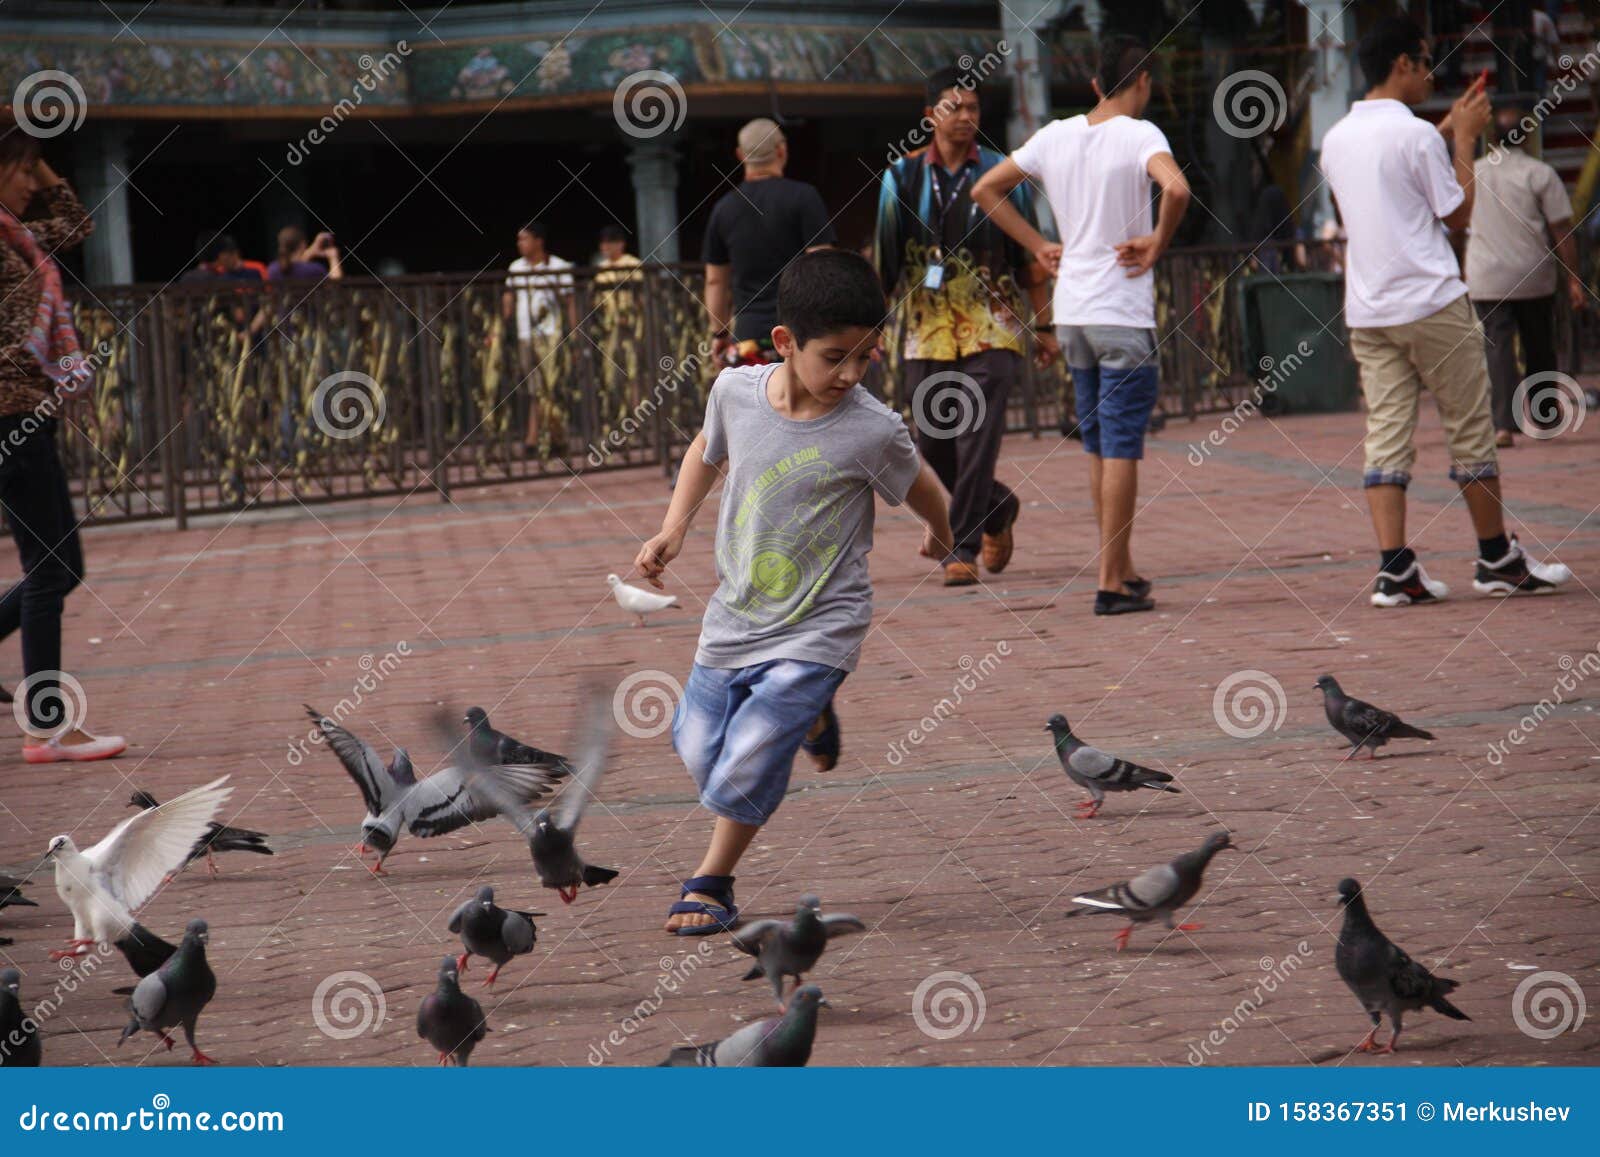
[[22, 733, 128, 763]]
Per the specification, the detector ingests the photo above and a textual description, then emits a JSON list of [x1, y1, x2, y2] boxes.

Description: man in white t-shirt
[[1320, 16, 1571, 607], [973, 34, 1190, 616], [501, 221, 574, 457]]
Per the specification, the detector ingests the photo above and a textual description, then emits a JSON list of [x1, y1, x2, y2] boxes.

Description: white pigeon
[[44, 775, 232, 959], [607, 573, 678, 626]]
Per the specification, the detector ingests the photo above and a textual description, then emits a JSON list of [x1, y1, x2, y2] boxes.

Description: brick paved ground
[[1, 404, 1596, 1068]]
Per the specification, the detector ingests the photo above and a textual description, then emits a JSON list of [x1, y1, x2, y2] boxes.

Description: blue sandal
[[668, 874, 739, 936]]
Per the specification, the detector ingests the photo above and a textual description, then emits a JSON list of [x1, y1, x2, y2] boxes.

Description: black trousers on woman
[[0, 416, 84, 732]]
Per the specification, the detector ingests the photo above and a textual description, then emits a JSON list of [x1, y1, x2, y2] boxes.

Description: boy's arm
[[903, 460, 954, 561], [634, 431, 723, 589], [972, 159, 1060, 273]]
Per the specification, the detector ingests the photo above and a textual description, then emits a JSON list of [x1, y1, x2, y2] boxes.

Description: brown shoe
[[943, 560, 980, 587], [980, 505, 1019, 574]]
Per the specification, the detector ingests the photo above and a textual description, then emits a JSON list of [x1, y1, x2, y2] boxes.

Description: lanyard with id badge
[[923, 164, 974, 291]]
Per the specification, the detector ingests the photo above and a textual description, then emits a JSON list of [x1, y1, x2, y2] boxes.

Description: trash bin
[[1235, 273, 1359, 415]]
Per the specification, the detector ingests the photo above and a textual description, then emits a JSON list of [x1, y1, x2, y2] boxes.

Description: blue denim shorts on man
[[1059, 325, 1160, 459], [672, 659, 847, 826]]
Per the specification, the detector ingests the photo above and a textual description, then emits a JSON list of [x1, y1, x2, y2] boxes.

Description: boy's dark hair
[[1097, 34, 1150, 97], [211, 232, 241, 257], [519, 220, 548, 241], [777, 249, 884, 346], [0, 127, 43, 169], [925, 65, 978, 108], [1358, 17, 1426, 88], [597, 224, 627, 244]]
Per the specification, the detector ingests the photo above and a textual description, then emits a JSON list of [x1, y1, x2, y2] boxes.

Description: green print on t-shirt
[[722, 445, 845, 626]]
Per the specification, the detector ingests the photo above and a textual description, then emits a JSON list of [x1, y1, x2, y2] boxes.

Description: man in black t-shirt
[[702, 118, 836, 364]]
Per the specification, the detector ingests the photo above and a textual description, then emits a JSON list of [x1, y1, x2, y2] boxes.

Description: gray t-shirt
[[695, 362, 921, 673]]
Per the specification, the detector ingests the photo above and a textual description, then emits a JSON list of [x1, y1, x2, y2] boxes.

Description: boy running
[[635, 249, 953, 935]]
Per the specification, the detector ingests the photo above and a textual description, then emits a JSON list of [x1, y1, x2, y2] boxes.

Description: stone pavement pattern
[[1, 407, 1596, 1067]]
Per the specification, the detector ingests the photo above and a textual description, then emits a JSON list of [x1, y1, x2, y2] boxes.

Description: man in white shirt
[[973, 34, 1190, 616], [1320, 17, 1571, 606], [502, 221, 574, 457]]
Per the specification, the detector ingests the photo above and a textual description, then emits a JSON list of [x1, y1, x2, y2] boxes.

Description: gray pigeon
[[0, 968, 41, 1066], [731, 895, 865, 1006], [447, 886, 541, 987], [658, 984, 827, 1067], [1065, 830, 1232, 950], [118, 918, 218, 1065], [464, 707, 574, 772], [1315, 676, 1435, 759], [1045, 714, 1179, 818], [1334, 878, 1469, 1054], [417, 956, 489, 1066]]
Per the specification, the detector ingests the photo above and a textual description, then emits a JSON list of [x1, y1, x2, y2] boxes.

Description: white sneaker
[[1371, 560, 1450, 607], [1472, 535, 1572, 597]]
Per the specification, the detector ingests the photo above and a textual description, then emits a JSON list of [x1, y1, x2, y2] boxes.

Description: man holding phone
[[1320, 17, 1572, 607]]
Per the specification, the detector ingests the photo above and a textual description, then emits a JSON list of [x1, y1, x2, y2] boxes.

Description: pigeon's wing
[[1066, 744, 1120, 781], [129, 968, 168, 1023], [83, 776, 232, 911], [1384, 942, 1438, 1001], [820, 914, 867, 938], [729, 919, 785, 957], [405, 764, 565, 838], [309, 708, 405, 812], [1120, 862, 1182, 911], [501, 910, 535, 954], [550, 682, 613, 834], [710, 1017, 778, 1067], [1340, 697, 1395, 742], [446, 898, 474, 934]]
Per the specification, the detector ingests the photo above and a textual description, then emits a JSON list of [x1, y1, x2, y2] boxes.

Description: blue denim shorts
[[672, 659, 847, 826], [1060, 325, 1160, 459]]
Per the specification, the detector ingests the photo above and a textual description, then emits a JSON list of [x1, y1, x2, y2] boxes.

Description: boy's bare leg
[[1459, 475, 1506, 539], [1098, 458, 1139, 591], [665, 816, 760, 932], [1365, 482, 1407, 550]]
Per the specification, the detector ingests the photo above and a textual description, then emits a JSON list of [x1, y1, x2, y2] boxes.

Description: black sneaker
[[801, 702, 841, 772], [1371, 560, 1448, 608], [1094, 589, 1155, 615], [1472, 536, 1572, 597], [1124, 576, 1153, 600]]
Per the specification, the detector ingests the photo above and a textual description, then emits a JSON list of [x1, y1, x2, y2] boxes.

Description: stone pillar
[[1001, 0, 1066, 150], [1297, 0, 1359, 230], [627, 137, 680, 264], [73, 121, 134, 285]]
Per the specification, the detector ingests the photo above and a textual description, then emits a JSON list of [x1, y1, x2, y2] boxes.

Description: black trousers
[[903, 349, 1020, 563], [0, 416, 85, 731], [1473, 296, 1557, 433]]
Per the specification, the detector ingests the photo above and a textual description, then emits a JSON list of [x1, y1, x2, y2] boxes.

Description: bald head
[[737, 118, 786, 171]]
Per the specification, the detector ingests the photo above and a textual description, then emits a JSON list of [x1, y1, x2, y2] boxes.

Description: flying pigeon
[[1315, 676, 1435, 759], [118, 918, 219, 1065], [1065, 830, 1232, 950], [129, 790, 273, 878], [447, 885, 541, 987], [658, 984, 827, 1067], [0, 968, 41, 1067], [417, 956, 489, 1066], [607, 573, 677, 626], [440, 684, 619, 904], [463, 707, 574, 772], [731, 895, 865, 1006], [307, 707, 569, 875], [43, 775, 231, 962], [1334, 878, 1469, 1054], [1045, 714, 1179, 819]]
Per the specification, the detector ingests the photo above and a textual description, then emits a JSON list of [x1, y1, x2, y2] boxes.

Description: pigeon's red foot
[[1176, 923, 1203, 932], [1112, 927, 1132, 951], [48, 942, 91, 961], [1372, 1043, 1395, 1055], [456, 953, 470, 974], [161, 1034, 177, 1051], [368, 860, 388, 877], [205, 853, 219, 880], [1075, 803, 1101, 819], [1355, 1028, 1380, 1052], [191, 1048, 216, 1065], [484, 967, 500, 987], [437, 1052, 448, 1066], [558, 887, 577, 905]]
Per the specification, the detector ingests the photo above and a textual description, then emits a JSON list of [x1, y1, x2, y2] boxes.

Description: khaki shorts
[[1349, 294, 1499, 488]]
